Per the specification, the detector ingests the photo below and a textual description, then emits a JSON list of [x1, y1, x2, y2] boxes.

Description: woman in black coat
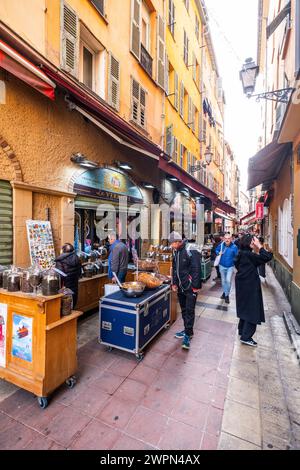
[[234, 234, 273, 347], [55, 243, 82, 308]]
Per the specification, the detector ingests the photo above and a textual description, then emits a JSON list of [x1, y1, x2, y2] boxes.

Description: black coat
[[235, 248, 273, 325], [172, 241, 202, 292], [55, 252, 81, 294]]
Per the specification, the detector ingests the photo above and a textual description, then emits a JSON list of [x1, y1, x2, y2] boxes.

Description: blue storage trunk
[[99, 285, 170, 359]]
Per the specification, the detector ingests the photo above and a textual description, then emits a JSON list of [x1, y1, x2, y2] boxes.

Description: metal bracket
[[250, 87, 294, 103]]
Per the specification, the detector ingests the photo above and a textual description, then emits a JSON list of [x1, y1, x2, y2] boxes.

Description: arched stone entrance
[[0, 135, 23, 182]]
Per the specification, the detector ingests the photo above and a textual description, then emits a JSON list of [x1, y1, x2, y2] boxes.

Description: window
[[174, 71, 179, 110], [183, 30, 189, 66], [79, 24, 106, 96], [141, 2, 151, 51], [278, 196, 293, 267], [130, 0, 141, 60], [157, 15, 166, 89], [82, 45, 94, 89], [173, 137, 178, 163], [179, 81, 184, 118], [179, 144, 185, 167], [187, 152, 191, 173], [168, 0, 175, 36], [108, 53, 120, 110], [131, 78, 147, 129], [89, 0, 105, 16], [195, 14, 199, 41], [166, 124, 173, 156]]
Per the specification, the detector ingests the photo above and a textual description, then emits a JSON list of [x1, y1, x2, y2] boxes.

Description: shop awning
[[240, 210, 256, 226], [214, 209, 233, 221], [0, 39, 55, 100], [159, 156, 236, 214], [247, 140, 292, 190]]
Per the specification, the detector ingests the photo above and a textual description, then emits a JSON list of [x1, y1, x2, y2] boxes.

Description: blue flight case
[[99, 285, 170, 360]]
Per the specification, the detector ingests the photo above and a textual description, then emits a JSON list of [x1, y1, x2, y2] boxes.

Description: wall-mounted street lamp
[[70, 153, 99, 169], [240, 57, 294, 103], [115, 160, 133, 171], [190, 146, 213, 173]]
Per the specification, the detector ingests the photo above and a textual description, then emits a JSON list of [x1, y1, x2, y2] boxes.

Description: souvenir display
[[26, 220, 56, 270], [41, 269, 60, 296]]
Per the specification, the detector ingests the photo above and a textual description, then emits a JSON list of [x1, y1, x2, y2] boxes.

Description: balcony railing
[[140, 44, 153, 78]]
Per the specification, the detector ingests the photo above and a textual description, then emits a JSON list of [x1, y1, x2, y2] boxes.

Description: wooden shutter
[[108, 53, 120, 111], [166, 125, 173, 156], [131, 78, 140, 123], [184, 30, 189, 65], [165, 54, 169, 95], [131, 0, 141, 60], [193, 53, 196, 81], [169, 0, 175, 36], [174, 71, 179, 110], [173, 136, 178, 162], [157, 15, 166, 89], [140, 86, 146, 128], [180, 81, 184, 118], [188, 96, 192, 128], [0, 180, 13, 265], [187, 151, 191, 173], [61, 1, 79, 77]]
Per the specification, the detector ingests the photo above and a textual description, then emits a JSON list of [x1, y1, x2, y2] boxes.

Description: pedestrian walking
[[215, 233, 238, 304], [235, 234, 273, 347], [108, 232, 129, 283], [170, 232, 202, 350], [55, 243, 82, 308]]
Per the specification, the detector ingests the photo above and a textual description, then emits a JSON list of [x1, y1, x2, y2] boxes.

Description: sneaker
[[174, 330, 185, 339], [221, 293, 225, 299], [225, 296, 230, 304], [182, 334, 190, 350], [240, 338, 257, 347]]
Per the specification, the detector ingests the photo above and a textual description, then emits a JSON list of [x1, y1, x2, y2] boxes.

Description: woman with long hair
[[234, 234, 273, 347]]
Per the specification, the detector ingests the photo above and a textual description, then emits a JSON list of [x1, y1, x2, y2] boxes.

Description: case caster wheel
[[107, 346, 114, 352], [37, 396, 48, 409], [164, 323, 170, 330], [136, 353, 144, 362], [66, 376, 76, 388]]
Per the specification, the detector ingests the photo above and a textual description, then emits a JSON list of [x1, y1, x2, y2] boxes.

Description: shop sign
[[256, 202, 264, 220], [0, 303, 7, 368], [74, 168, 143, 204], [11, 314, 33, 363], [205, 210, 213, 223]]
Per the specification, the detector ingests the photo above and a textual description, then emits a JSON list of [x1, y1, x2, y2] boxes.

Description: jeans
[[177, 289, 198, 337], [219, 265, 234, 296]]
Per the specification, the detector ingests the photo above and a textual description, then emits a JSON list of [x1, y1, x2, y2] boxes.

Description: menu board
[[26, 220, 56, 269]]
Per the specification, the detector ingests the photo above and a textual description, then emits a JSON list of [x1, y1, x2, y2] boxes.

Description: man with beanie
[[170, 232, 202, 350]]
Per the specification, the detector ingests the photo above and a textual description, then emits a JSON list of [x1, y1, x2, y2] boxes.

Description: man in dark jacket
[[108, 232, 129, 283], [170, 232, 202, 350], [55, 243, 81, 308]]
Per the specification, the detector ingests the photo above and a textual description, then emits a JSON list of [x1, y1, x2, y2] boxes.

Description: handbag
[[213, 243, 226, 267]]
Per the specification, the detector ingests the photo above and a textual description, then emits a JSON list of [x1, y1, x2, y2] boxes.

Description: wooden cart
[[0, 290, 82, 408]]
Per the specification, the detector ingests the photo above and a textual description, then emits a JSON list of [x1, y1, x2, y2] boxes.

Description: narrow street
[[0, 268, 299, 451]]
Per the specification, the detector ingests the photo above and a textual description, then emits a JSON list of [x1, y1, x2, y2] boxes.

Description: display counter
[[0, 289, 82, 408]]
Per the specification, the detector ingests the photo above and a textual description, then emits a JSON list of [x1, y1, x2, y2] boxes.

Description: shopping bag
[[213, 253, 222, 267]]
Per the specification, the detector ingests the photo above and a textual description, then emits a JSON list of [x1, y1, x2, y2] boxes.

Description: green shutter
[[0, 180, 13, 266]]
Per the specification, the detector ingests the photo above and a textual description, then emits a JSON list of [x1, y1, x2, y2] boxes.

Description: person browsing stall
[[108, 232, 129, 283]]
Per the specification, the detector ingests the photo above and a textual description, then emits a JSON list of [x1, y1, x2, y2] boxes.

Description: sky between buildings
[[205, 0, 261, 192]]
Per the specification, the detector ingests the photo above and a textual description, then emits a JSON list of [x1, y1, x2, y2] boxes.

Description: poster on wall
[[11, 314, 33, 363], [26, 220, 55, 269], [0, 303, 7, 368]]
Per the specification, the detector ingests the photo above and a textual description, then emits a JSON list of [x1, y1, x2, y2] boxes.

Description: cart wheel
[[37, 396, 48, 409], [107, 346, 114, 352], [164, 323, 170, 330], [66, 376, 76, 388], [136, 353, 144, 362]]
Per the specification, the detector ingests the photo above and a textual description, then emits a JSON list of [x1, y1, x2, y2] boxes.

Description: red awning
[[240, 210, 256, 225], [0, 40, 55, 100]]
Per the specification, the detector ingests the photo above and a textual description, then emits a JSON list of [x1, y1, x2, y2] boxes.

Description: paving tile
[[229, 358, 259, 385], [114, 379, 148, 403], [222, 399, 261, 447], [218, 432, 261, 450], [159, 418, 203, 450], [0, 388, 36, 419], [24, 435, 66, 450], [128, 364, 158, 386], [148, 338, 178, 355], [261, 419, 291, 441], [201, 432, 220, 450], [70, 419, 120, 450], [107, 356, 138, 378], [96, 396, 138, 429], [142, 385, 180, 416], [125, 406, 168, 447], [227, 377, 260, 409], [112, 433, 156, 450], [0, 414, 40, 449], [38, 405, 92, 447], [205, 406, 223, 436], [68, 385, 111, 416], [262, 432, 291, 450], [17, 401, 67, 431], [171, 396, 209, 429], [180, 379, 214, 405], [142, 351, 168, 370], [91, 371, 125, 395], [211, 387, 227, 410], [0, 379, 18, 402]]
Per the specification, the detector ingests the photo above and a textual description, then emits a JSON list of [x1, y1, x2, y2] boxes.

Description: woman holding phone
[[234, 234, 273, 346]]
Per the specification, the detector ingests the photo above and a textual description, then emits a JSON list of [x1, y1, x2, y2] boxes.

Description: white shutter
[[157, 15, 166, 89], [174, 71, 179, 110], [130, 0, 141, 60], [169, 0, 175, 36], [166, 125, 173, 156], [108, 53, 120, 111], [61, 1, 79, 77], [131, 79, 140, 123], [140, 87, 146, 128], [180, 82, 184, 118]]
